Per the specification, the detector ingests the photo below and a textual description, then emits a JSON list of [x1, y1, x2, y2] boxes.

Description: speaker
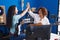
[[0, 6, 6, 25]]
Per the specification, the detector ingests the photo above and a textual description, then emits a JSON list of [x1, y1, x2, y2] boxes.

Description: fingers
[[20, 20, 24, 24], [27, 2, 30, 9], [29, 24, 33, 26]]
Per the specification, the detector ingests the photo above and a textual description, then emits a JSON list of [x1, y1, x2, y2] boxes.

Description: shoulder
[[43, 16, 50, 24], [44, 16, 49, 21], [13, 15, 20, 17], [13, 15, 21, 18]]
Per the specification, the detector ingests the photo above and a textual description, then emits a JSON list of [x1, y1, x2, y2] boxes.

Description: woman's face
[[38, 9, 44, 18], [15, 7, 18, 14]]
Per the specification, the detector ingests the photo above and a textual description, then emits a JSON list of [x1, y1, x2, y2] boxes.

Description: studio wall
[[0, 0, 58, 34]]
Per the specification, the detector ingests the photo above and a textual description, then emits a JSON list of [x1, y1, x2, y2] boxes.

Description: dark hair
[[0, 7, 4, 15], [38, 7, 48, 16], [7, 5, 16, 28]]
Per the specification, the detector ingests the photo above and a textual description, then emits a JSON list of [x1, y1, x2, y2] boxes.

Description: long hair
[[38, 7, 48, 16], [7, 5, 16, 28]]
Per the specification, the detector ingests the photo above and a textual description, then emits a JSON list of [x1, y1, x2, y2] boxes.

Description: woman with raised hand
[[7, 3, 29, 35]]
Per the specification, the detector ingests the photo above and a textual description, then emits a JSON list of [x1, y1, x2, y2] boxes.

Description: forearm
[[28, 9, 35, 18], [30, 23, 42, 26], [20, 8, 29, 17]]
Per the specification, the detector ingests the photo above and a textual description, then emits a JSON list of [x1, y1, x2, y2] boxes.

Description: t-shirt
[[10, 15, 22, 34]]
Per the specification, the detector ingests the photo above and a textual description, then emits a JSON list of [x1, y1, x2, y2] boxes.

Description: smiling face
[[38, 9, 44, 18], [38, 7, 48, 18]]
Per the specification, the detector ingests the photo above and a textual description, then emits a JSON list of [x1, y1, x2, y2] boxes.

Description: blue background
[[0, 0, 58, 34]]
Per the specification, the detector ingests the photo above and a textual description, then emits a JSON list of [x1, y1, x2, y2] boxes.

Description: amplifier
[[0, 6, 6, 25]]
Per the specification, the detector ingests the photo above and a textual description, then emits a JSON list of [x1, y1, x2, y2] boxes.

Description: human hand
[[26, 2, 30, 9], [29, 24, 34, 26], [20, 20, 24, 25]]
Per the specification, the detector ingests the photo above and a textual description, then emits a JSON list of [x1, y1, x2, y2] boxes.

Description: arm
[[28, 9, 36, 18], [27, 2, 36, 18], [41, 17, 50, 25], [20, 8, 29, 18], [30, 23, 42, 26], [20, 2, 30, 18]]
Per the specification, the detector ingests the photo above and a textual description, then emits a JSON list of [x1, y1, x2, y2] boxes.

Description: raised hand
[[27, 2, 30, 9]]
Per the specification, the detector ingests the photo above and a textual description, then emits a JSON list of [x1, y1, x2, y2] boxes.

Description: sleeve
[[41, 18, 50, 25], [46, 18, 50, 25], [28, 10, 36, 18], [15, 15, 22, 20]]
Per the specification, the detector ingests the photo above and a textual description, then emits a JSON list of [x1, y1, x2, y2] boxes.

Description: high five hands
[[27, 2, 30, 9]]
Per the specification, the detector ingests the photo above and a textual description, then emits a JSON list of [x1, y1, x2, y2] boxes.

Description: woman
[[7, 4, 29, 35], [26, 3, 50, 40], [28, 3, 50, 26]]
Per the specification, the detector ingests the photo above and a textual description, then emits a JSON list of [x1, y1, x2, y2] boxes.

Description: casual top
[[10, 15, 22, 34], [28, 10, 50, 25], [10, 8, 29, 34]]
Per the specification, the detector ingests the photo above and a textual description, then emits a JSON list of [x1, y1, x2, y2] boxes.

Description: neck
[[40, 16, 44, 19]]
